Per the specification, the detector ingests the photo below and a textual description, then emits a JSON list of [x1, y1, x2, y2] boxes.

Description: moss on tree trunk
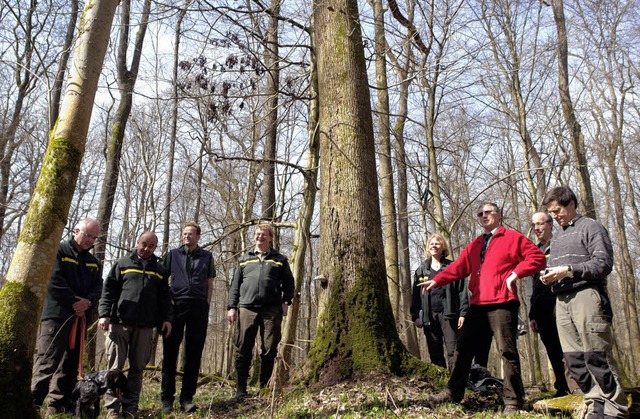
[[0, 282, 41, 418]]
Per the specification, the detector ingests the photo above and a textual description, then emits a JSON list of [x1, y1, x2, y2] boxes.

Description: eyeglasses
[[78, 230, 99, 240], [477, 210, 497, 217], [531, 221, 552, 227]]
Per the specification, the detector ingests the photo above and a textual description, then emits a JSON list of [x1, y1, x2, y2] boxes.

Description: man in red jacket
[[420, 202, 545, 415]]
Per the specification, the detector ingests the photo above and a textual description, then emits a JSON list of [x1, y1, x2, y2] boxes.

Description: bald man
[[99, 231, 173, 418], [32, 219, 102, 415]]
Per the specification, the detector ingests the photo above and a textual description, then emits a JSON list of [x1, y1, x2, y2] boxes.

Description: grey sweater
[[548, 214, 613, 294]]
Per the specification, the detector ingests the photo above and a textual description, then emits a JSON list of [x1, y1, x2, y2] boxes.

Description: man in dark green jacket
[[227, 224, 294, 398], [31, 219, 102, 416], [98, 231, 173, 418]]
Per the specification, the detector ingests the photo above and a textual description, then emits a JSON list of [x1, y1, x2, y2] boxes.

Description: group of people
[[29, 185, 627, 418], [31, 222, 294, 418], [413, 186, 628, 418]]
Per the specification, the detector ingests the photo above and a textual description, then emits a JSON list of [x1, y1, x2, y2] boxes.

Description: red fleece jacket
[[434, 226, 545, 305]]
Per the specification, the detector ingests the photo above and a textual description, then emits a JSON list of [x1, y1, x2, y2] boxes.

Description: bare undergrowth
[[47, 370, 572, 418]]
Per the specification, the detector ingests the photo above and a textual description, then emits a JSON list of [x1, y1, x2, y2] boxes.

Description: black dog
[[72, 369, 128, 418]]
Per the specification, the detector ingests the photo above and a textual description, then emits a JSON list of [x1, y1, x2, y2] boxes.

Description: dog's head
[[105, 369, 128, 400]]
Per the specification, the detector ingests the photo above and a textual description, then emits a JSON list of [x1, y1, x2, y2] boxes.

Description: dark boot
[[259, 358, 275, 389], [236, 365, 250, 399]]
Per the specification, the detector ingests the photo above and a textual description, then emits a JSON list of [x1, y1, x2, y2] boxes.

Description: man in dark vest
[[161, 223, 216, 413]]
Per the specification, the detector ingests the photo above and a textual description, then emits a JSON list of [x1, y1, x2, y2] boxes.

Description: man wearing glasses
[[529, 211, 579, 397], [31, 219, 102, 416], [420, 202, 545, 415]]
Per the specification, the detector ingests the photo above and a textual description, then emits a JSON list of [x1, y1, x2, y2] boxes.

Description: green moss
[[20, 136, 82, 244], [0, 282, 41, 418], [307, 254, 444, 385], [77, 0, 95, 34], [305, 266, 349, 383]]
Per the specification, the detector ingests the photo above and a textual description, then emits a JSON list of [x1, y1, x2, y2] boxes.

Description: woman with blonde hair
[[411, 233, 468, 370]]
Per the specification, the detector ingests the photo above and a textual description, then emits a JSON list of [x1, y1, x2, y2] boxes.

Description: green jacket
[[99, 251, 173, 328], [40, 238, 102, 323], [227, 248, 294, 310]]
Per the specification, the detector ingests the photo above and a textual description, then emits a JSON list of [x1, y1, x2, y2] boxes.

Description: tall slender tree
[[549, 0, 596, 217], [94, 0, 152, 263]]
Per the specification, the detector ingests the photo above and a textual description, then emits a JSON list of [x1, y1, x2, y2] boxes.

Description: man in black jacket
[[529, 211, 578, 397], [227, 224, 294, 398], [161, 223, 216, 413], [31, 219, 102, 417], [98, 231, 173, 418]]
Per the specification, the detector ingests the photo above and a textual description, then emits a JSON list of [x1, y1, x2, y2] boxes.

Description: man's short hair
[[477, 201, 501, 215], [184, 222, 201, 235], [542, 186, 578, 209], [533, 212, 553, 223], [256, 223, 275, 237]]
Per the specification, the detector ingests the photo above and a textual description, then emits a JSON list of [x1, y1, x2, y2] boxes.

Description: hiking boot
[[122, 405, 139, 418], [424, 389, 461, 405], [180, 401, 197, 413], [236, 388, 250, 399], [553, 389, 569, 398]]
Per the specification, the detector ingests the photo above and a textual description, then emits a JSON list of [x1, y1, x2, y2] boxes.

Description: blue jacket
[[166, 245, 215, 301]]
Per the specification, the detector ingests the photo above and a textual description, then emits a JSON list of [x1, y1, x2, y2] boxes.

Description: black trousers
[[161, 299, 209, 403], [447, 302, 524, 407], [423, 311, 458, 370], [536, 311, 572, 393]]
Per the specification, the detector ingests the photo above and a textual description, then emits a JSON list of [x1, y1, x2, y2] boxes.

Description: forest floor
[[56, 369, 583, 418]]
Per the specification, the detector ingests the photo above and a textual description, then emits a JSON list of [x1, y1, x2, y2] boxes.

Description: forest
[[0, 0, 639, 417]]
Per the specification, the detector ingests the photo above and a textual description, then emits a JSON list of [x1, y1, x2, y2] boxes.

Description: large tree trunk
[[0, 1, 119, 416], [94, 0, 152, 263], [550, 0, 596, 218], [306, 0, 412, 384]]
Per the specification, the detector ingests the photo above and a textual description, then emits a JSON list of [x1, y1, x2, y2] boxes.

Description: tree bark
[[306, 0, 412, 384], [0, 1, 119, 416], [48, 0, 79, 130], [261, 0, 281, 220], [94, 0, 152, 263], [162, 0, 190, 254], [550, 0, 596, 218]]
